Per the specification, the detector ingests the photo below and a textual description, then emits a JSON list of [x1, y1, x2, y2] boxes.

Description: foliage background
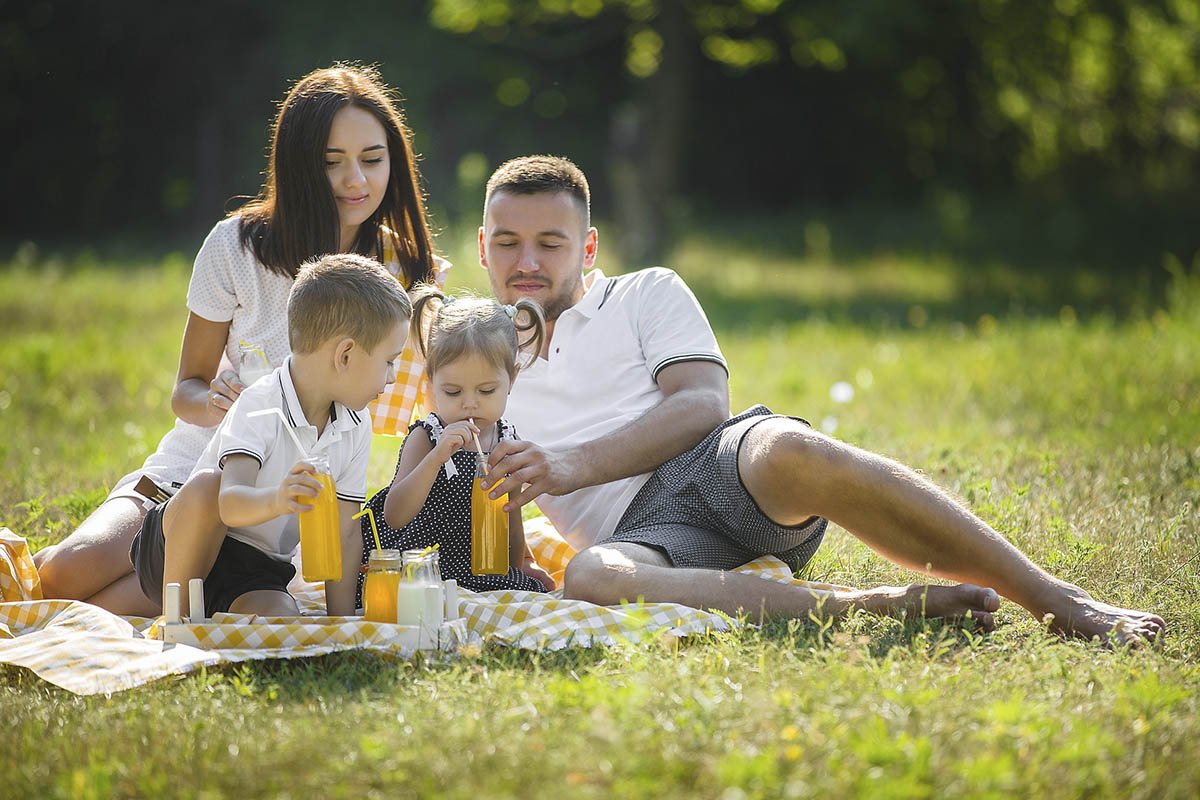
[[3, 0, 1200, 273]]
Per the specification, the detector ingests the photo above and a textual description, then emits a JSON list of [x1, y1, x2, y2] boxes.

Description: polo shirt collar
[[569, 269, 610, 319], [276, 356, 363, 434]]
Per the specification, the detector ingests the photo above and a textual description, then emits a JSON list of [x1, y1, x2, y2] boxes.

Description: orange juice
[[471, 469, 509, 575], [299, 458, 341, 582], [363, 549, 402, 623]]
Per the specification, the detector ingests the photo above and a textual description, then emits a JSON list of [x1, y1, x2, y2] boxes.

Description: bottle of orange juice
[[298, 454, 341, 582], [471, 458, 509, 575], [363, 548, 402, 623]]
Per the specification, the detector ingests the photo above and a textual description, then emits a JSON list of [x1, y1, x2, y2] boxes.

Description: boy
[[130, 253, 412, 617]]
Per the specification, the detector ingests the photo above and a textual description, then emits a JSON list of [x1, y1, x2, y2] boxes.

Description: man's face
[[479, 190, 597, 321]]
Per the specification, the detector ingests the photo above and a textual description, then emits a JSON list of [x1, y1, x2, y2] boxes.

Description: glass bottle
[[470, 458, 509, 575], [298, 454, 340, 582]]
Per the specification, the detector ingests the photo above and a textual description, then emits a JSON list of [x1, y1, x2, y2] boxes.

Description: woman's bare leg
[[34, 494, 154, 615]]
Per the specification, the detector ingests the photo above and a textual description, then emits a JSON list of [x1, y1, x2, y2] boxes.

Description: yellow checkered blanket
[[1, 522, 830, 696]]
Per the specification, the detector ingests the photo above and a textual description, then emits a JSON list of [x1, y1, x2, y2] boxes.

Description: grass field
[[2, 226, 1199, 798]]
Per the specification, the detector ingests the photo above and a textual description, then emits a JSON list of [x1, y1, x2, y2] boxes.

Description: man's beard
[[494, 272, 582, 322]]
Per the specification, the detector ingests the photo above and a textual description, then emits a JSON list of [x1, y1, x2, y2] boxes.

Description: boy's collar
[[277, 356, 363, 433]]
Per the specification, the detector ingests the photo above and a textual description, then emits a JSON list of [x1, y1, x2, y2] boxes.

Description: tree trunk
[[608, 3, 691, 267]]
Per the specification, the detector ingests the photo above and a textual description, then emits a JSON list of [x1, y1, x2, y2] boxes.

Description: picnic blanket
[[1, 522, 839, 696]]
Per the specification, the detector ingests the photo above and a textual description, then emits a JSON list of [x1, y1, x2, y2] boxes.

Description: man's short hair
[[288, 253, 413, 354], [484, 155, 590, 227]]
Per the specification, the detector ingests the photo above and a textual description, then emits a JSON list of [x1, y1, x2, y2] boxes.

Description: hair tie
[[502, 304, 517, 318], [442, 296, 456, 306]]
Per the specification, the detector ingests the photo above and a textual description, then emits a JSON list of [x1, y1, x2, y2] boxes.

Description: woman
[[35, 64, 446, 614]]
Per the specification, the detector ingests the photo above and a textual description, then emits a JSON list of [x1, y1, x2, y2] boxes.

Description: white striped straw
[[247, 408, 310, 460]]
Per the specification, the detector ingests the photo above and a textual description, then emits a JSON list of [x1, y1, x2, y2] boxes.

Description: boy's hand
[[274, 461, 323, 516], [435, 420, 480, 461], [521, 558, 556, 592]]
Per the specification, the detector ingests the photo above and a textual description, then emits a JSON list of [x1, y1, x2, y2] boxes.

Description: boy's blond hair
[[287, 253, 413, 354]]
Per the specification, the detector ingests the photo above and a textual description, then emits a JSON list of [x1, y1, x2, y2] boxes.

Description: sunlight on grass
[[2, 233, 1199, 797]]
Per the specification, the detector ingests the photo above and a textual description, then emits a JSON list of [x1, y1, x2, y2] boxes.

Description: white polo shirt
[[191, 357, 372, 560], [506, 267, 726, 550]]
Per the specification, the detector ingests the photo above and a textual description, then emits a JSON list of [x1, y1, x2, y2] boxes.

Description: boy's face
[[342, 320, 409, 411]]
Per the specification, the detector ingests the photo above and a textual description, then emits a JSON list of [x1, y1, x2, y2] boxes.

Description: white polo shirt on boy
[[191, 357, 372, 560], [505, 267, 726, 551]]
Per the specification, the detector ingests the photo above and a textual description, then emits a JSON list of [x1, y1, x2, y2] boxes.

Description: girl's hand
[[207, 369, 246, 417], [274, 461, 323, 516], [436, 420, 479, 460], [521, 558, 556, 592]]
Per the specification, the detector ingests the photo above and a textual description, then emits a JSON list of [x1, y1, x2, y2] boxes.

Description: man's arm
[[486, 360, 730, 510]]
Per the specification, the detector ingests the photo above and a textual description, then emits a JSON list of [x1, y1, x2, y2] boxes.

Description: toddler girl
[[358, 287, 555, 600]]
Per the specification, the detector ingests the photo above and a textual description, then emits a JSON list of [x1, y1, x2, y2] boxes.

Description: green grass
[[2, 227, 1199, 798]]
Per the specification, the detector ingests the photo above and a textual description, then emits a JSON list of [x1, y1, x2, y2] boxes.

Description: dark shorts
[[130, 501, 296, 617], [602, 405, 828, 573]]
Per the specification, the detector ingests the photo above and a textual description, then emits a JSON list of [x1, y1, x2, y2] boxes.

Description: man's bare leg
[[738, 418, 1166, 644], [564, 542, 1000, 628]]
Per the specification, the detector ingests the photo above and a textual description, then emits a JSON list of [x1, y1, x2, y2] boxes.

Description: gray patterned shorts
[[601, 405, 827, 573]]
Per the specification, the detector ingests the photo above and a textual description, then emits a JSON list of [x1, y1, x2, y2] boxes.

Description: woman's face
[[325, 104, 390, 251]]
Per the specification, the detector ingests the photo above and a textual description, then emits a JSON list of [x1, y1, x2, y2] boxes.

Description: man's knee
[[562, 547, 612, 604], [745, 419, 843, 473], [741, 419, 844, 523], [562, 544, 666, 605]]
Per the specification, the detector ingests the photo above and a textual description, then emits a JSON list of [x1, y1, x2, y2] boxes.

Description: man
[[481, 155, 1164, 645]]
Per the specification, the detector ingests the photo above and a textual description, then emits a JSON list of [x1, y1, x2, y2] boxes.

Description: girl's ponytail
[[408, 282, 445, 364], [510, 297, 546, 372]]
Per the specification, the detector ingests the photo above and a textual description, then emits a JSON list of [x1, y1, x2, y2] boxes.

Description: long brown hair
[[408, 285, 545, 379], [238, 64, 435, 284]]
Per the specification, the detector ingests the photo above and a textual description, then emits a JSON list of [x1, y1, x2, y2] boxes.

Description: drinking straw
[[246, 408, 309, 459], [353, 506, 383, 552], [238, 339, 269, 365], [468, 418, 486, 470]]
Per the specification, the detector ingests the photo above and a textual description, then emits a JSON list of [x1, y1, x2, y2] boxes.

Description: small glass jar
[[402, 548, 441, 585], [363, 548, 402, 623], [238, 341, 272, 386]]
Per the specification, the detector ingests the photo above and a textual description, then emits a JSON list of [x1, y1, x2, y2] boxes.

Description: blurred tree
[[429, 0, 1200, 266], [3, 0, 1198, 270]]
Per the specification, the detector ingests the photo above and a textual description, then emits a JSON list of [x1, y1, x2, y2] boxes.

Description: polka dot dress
[[357, 413, 546, 604]]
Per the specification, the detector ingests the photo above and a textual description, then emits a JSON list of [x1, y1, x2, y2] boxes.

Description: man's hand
[[274, 461, 323, 516], [485, 440, 583, 511]]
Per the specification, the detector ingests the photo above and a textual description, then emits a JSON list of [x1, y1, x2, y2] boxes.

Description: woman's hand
[[173, 312, 235, 427], [207, 369, 246, 416]]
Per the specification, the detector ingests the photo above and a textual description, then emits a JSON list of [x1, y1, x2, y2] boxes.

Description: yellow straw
[[353, 506, 382, 552], [238, 339, 269, 365]]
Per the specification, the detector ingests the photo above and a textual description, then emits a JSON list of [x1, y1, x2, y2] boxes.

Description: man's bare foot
[[1039, 584, 1165, 646], [866, 583, 1001, 631]]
